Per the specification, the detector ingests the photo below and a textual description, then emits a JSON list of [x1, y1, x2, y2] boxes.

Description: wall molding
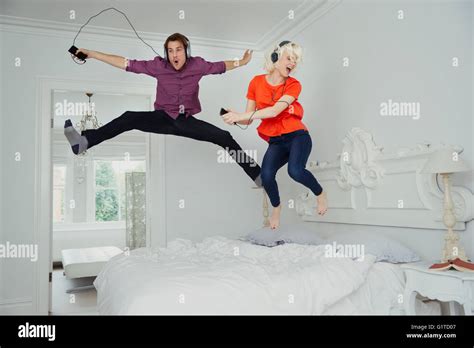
[[0, 14, 253, 52], [0, 297, 32, 306], [256, 0, 342, 51], [0, 1, 341, 52], [0, 298, 33, 315]]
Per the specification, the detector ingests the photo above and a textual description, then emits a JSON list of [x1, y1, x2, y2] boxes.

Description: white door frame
[[35, 76, 167, 314]]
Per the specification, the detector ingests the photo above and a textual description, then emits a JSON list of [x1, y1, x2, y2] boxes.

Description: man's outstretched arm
[[224, 49, 253, 71], [76, 48, 127, 70]]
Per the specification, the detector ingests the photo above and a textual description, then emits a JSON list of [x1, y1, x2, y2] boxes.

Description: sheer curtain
[[125, 172, 146, 249]]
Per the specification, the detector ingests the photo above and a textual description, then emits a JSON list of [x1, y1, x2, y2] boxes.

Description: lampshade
[[420, 147, 470, 174]]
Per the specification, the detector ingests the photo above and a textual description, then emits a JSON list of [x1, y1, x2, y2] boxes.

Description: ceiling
[[0, 0, 327, 47]]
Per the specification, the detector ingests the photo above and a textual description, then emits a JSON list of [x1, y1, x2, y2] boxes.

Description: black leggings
[[81, 110, 261, 182]]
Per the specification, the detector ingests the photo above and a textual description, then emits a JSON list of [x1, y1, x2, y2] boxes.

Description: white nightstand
[[401, 261, 474, 315]]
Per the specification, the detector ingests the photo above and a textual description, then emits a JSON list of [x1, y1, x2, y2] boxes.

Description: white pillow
[[323, 230, 420, 263], [242, 225, 419, 263]]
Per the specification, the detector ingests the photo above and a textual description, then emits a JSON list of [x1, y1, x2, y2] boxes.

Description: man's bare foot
[[269, 205, 281, 229], [316, 191, 328, 215]]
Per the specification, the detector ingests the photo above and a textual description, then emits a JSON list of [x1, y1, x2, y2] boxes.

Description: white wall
[[52, 223, 126, 262], [0, 18, 4, 302], [286, 0, 473, 260]]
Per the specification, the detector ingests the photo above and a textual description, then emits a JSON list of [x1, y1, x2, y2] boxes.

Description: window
[[94, 160, 145, 222], [52, 164, 66, 223]]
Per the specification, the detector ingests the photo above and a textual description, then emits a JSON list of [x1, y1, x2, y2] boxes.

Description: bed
[[93, 128, 472, 315], [93, 235, 441, 315]]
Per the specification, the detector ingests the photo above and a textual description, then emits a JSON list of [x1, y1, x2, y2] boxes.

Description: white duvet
[[94, 236, 380, 315]]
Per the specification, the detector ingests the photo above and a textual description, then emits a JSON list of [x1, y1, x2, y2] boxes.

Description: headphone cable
[[72, 7, 161, 58]]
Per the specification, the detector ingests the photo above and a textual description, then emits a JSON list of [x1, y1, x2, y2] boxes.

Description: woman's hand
[[222, 110, 244, 125]]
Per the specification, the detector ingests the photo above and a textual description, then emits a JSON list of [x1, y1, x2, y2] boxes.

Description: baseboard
[[0, 297, 34, 315]]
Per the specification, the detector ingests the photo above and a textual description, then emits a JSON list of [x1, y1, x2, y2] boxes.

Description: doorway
[[34, 77, 166, 314], [51, 90, 150, 314]]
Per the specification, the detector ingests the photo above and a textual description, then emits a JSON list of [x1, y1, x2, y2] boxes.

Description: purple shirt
[[126, 56, 226, 118]]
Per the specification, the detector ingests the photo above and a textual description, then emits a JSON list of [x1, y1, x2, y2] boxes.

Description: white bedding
[[94, 236, 413, 315], [324, 261, 441, 315], [324, 261, 406, 314]]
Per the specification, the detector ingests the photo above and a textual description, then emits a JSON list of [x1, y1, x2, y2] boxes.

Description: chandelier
[[76, 93, 102, 144], [75, 92, 102, 183]]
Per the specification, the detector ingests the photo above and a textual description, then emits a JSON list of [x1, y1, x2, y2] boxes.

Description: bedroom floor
[[50, 268, 99, 315]]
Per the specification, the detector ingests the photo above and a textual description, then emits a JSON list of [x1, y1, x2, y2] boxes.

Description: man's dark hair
[[164, 33, 190, 57]]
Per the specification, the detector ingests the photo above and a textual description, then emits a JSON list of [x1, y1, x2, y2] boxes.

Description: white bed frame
[[294, 128, 473, 231]]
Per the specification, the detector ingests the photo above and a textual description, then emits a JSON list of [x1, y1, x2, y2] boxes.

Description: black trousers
[[81, 110, 261, 182]]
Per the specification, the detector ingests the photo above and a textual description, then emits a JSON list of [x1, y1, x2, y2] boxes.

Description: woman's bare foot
[[316, 191, 328, 215], [269, 205, 281, 229]]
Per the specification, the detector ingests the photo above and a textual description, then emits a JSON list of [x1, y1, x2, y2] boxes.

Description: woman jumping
[[222, 41, 327, 229]]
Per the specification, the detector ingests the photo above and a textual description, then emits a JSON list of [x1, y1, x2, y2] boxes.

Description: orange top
[[246, 74, 306, 142]]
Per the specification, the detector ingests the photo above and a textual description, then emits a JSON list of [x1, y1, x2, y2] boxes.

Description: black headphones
[[269, 40, 292, 104], [271, 40, 292, 63], [164, 36, 191, 61]]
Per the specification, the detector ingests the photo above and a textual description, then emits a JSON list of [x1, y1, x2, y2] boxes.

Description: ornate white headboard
[[295, 128, 473, 231]]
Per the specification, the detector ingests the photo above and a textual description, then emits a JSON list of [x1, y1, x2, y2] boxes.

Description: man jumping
[[64, 32, 262, 186]]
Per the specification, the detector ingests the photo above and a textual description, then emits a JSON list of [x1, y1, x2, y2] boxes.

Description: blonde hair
[[264, 41, 303, 73]]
